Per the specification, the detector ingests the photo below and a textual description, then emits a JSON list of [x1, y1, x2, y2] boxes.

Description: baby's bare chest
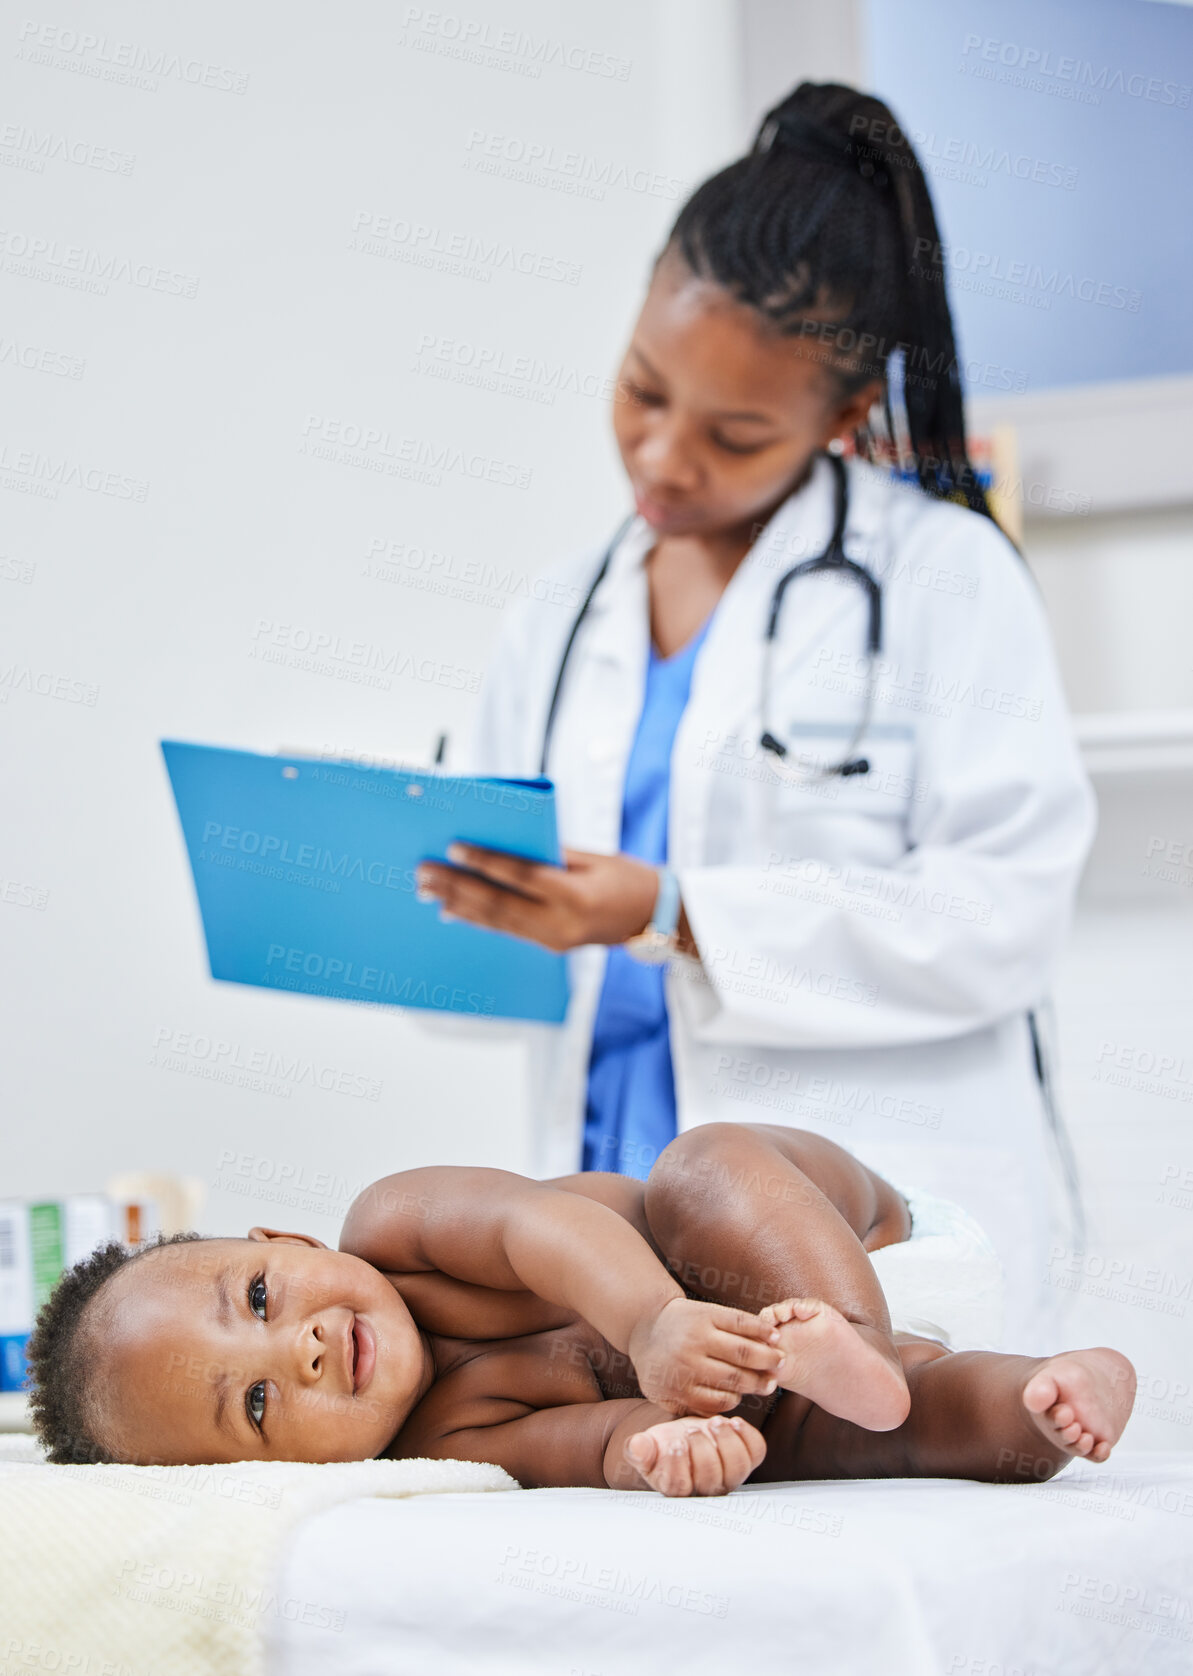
[[397, 1319, 642, 1455], [454, 1317, 642, 1407]]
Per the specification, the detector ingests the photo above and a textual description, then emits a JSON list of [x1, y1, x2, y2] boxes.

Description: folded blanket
[[0, 1435, 516, 1676]]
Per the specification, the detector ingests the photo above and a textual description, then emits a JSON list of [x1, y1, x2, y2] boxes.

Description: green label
[[29, 1202, 64, 1309]]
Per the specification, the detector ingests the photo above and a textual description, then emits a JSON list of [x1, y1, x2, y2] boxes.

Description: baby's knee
[[644, 1125, 745, 1244], [655, 1122, 745, 1167], [647, 1123, 745, 1203]]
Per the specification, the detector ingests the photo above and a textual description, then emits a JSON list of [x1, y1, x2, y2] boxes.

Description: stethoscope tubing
[[539, 452, 881, 782]]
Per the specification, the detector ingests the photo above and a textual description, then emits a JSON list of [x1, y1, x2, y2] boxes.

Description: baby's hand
[[625, 1414, 767, 1497], [628, 1297, 783, 1416]]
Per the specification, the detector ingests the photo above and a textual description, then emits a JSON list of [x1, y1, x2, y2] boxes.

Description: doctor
[[416, 82, 1095, 1351]]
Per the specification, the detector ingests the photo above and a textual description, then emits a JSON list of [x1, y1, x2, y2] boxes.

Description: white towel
[[867, 1183, 1007, 1351], [0, 1434, 516, 1676]]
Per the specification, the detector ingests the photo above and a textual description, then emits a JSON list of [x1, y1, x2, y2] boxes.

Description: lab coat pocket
[[768, 722, 921, 858]]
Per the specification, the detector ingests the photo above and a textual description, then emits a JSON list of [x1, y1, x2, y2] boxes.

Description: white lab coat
[[438, 453, 1097, 1350]]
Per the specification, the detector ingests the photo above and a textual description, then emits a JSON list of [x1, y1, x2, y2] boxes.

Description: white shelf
[[1075, 710, 1193, 776], [970, 374, 1193, 521]]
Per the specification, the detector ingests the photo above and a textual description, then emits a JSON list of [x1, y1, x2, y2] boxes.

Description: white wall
[[1030, 509, 1193, 713], [0, 0, 743, 1241]]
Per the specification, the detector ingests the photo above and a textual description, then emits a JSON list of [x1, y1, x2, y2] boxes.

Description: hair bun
[[755, 101, 892, 192], [665, 80, 995, 522]]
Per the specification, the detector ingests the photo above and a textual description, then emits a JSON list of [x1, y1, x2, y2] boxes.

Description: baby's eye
[[248, 1277, 267, 1319], [247, 1381, 267, 1428]]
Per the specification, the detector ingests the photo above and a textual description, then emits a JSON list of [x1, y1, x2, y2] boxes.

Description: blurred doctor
[[416, 83, 1096, 1350]]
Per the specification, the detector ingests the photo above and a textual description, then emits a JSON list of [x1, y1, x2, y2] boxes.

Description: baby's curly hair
[[26, 1231, 205, 1464]]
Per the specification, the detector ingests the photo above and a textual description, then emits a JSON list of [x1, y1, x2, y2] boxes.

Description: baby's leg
[[755, 1338, 1137, 1484], [643, 1123, 913, 1429]]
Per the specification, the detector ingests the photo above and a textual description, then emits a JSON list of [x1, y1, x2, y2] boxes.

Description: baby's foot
[[1021, 1348, 1136, 1465], [759, 1297, 910, 1431]]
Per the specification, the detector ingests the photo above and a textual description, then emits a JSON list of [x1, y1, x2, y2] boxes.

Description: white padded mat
[[265, 1452, 1193, 1675]]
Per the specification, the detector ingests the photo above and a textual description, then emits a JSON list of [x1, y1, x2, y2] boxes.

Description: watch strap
[[622, 865, 681, 964], [649, 864, 680, 938]]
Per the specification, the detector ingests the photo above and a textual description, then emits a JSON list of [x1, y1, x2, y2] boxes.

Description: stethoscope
[[539, 450, 882, 784]]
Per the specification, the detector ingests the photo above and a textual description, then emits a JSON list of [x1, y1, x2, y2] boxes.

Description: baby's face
[[91, 1232, 431, 1465]]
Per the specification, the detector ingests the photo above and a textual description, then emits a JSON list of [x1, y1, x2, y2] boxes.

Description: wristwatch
[[623, 864, 681, 965]]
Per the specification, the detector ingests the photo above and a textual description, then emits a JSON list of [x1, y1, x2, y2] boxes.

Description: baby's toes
[[1022, 1371, 1060, 1414], [764, 1297, 823, 1326]]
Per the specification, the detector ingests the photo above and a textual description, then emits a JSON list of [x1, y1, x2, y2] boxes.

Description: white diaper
[[868, 1184, 1007, 1352]]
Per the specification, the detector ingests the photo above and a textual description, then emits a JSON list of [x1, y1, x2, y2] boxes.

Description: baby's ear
[[247, 1226, 330, 1249]]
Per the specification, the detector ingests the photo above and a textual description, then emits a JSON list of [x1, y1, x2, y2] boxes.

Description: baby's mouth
[[351, 1316, 377, 1394]]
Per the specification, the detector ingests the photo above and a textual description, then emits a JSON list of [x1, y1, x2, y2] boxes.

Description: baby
[[27, 1124, 1136, 1496]]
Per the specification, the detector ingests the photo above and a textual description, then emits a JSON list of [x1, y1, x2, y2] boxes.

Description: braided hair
[[665, 82, 993, 519]]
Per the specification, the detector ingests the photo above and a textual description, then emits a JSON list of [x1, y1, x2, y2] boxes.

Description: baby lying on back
[[27, 1124, 1135, 1496]]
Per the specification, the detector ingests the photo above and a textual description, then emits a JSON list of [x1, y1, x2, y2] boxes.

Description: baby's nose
[[293, 1320, 326, 1385]]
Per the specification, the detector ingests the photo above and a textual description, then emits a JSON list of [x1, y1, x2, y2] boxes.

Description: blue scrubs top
[[581, 612, 714, 1179]]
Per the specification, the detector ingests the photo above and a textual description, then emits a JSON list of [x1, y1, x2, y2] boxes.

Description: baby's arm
[[395, 1393, 766, 1495], [341, 1167, 781, 1414]]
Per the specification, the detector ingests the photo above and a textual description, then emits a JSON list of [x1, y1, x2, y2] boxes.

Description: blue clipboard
[[161, 740, 569, 1023]]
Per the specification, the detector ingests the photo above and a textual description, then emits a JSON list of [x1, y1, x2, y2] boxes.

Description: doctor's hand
[[415, 843, 687, 953]]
